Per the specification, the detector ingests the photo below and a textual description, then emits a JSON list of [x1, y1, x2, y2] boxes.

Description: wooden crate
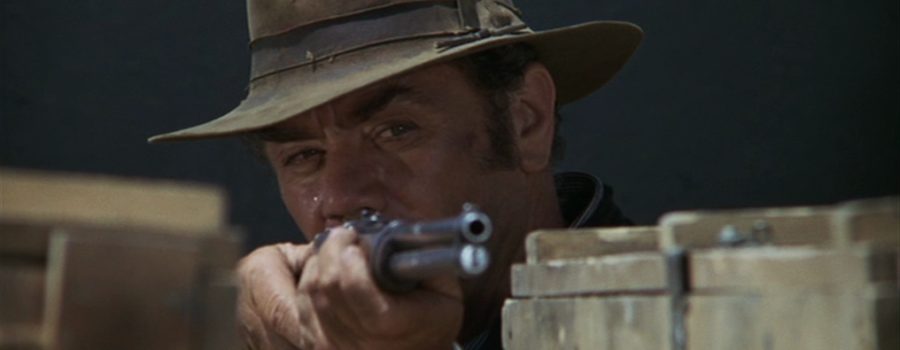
[[504, 197, 899, 350], [0, 168, 242, 350]]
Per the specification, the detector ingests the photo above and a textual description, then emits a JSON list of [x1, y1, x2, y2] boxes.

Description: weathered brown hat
[[149, 0, 642, 142]]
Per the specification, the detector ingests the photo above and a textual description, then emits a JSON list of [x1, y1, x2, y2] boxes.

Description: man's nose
[[317, 145, 387, 224]]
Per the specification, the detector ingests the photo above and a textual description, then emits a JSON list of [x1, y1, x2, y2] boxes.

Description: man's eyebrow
[[251, 83, 422, 142], [352, 83, 419, 121]]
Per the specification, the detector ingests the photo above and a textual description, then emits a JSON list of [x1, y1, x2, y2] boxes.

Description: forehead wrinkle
[[349, 80, 432, 124], [254, 103, 338, 143], [253, 76, 440, 142]]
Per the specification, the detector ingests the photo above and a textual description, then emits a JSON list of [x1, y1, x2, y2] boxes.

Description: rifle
[[313, 203, 492, 292]]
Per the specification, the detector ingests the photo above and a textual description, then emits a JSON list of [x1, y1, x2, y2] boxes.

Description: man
[[150, 0, 642, 348]]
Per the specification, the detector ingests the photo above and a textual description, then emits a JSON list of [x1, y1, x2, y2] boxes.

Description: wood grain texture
[[690, 246, 897, 293], [525, 226, 659, 264], [0, 168, 226, 234], [503, 296, 670, 350], [43, 232, 199, 350], [833, 197, 900, 247], [0, 264, 45, 348], [687, 287, 898, 350], [40, 228, 243, 350], [511, 253, 665, 297], [506, 198, 900, 350], [659, 205, 834, 249]]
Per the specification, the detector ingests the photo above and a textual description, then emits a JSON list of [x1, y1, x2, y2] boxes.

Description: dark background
[[2, 0, 898, 251]]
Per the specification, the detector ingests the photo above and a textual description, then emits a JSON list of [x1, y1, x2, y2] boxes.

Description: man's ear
[[510, 63, 557, 173]]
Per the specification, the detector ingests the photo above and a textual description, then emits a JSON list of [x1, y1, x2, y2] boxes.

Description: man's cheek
[[280, 190, 320, 233]]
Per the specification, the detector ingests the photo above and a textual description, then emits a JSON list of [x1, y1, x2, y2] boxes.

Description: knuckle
[[237, 245, 291, 284], [317, 269, 341, 294], [236, 246, 272, 274], [310, 292, 332, 313], [298, 271, 319, 294], [329, 227, 359, 242], [316, 254, 348, 292], [243, 244, 280, 262], [344, 245, 366, 260]]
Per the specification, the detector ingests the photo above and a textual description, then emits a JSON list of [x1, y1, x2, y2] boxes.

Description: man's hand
[[236, 228, 464, 350], [237, 242, 320, 349]]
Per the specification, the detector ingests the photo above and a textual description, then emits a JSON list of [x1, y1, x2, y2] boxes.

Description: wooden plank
[[502, 290, 896, 350], [38, 227, 243, 350], [691, 246, 897, 293], [0, 263, 45, 348], [194, 270, 241, 350], [0, 324, 42, 350], [0, 221, 52, 259], [659, 205, 834, 249], [525, 226, 659, 263], [502, 296, 669, 350], [687, 286, 897, 350], [0, 264, 45, 324], [833, 197, 900, 247], [0, 168, 226, 234], [196, 231, 244, 269], [511, 253, 665, 297], [43, 231, 200, 350], [0, 220, 242, 263], [514, 245, 896, 297]]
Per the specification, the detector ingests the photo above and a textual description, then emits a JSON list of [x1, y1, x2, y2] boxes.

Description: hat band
[[249, 1, 523, 81]]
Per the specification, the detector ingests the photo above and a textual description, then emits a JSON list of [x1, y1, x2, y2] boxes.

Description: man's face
[[262, 63, 527, 239]]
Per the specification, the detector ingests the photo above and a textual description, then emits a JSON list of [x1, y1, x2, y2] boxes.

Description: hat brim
[[149, 21, 642, 142]]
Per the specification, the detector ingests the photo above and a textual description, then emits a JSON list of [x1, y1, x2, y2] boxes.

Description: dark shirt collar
[[556, 171, 633, 228], [556, 171, 606, 228], [463, 172, 631, 350]]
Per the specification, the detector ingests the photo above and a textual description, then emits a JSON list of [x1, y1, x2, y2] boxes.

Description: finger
[[298, 255, 356, 348], [276, 242, 315, 274], [294, 292, 327, 349], [238, 244, 310, 348], [317, 227, 359, 260], [315, 228, 360, 308], [338, 244, 390, 322], [237, 299, 269, 350], [301, 253, 364, 347], [316, 228, 375, 330], [240, 244, 309, 307], [239, 308, 305, 350], [335, 244, 459, 337], [296, 254, 320, 296]]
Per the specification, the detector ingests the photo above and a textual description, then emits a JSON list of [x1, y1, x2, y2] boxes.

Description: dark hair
[[452, 43, 565, 168]]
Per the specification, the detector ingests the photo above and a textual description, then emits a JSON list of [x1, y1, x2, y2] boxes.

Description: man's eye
[[283, 149, 324, 167], [375, 122, 419, 140]]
